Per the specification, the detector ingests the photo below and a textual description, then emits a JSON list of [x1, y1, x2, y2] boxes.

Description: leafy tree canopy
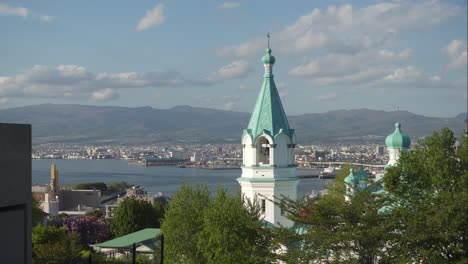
[[161, 184, 274, 264], [110, 197, 163, 237], [384, 128, 468, 262], [32, 225, 87, 264]]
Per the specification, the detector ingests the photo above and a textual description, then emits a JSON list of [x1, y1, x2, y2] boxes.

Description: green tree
[[197, 188, 274, 264], [161, 184, 275, 264], [110, 197, 162, 237], [108, 181, 132, 193], [276, 186, 390, 263], [32, 225, 87, 264], [274, 163, 392, 263], [161, 184, 211, 264], [384, 128, 468, 262]]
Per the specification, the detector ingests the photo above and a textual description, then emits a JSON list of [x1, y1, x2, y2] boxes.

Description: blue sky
[[1, 0, 466, 117]]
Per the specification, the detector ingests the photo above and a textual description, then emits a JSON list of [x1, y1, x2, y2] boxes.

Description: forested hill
[[0, 104, 465, 144]]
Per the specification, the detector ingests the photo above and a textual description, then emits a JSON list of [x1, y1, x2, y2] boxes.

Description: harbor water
[[32, 159, 331, 197]]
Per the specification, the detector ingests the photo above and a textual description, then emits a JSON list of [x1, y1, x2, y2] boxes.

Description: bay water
[[33, 159, 331, 197]]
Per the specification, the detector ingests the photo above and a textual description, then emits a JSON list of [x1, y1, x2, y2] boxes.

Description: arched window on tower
[[257, 137, 270, 165]]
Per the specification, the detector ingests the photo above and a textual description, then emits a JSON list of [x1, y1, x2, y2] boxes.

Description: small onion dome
[[385, 122, 411, 149], [344, 168, 358, 185], [356, 166, 368, 182], [262, 48, 276, 65]]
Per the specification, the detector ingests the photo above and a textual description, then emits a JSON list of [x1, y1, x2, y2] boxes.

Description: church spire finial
[[267, 32, 270, 49]]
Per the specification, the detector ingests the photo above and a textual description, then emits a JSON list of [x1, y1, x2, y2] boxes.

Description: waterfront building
[[33, 164, 102, 214], [238, 47, 298, 228]]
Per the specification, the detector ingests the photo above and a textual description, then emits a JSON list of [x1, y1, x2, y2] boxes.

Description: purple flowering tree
[[52, 215, 111, 244]]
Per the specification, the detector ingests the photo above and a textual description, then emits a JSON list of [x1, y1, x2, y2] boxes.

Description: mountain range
[[0, 104, 465, 145]]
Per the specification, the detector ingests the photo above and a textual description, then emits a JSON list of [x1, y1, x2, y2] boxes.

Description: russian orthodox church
[[344, 122, 411, 199], [238, 47, 298, 228]]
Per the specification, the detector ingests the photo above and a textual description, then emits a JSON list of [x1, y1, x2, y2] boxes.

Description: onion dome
[[262, 48, 276, 65], [385, 122, 411, 149], [344, 168, 358, 185], [356, 166, 368, 182]]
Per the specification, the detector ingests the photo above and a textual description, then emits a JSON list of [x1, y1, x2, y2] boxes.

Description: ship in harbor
[[319, 166, 339, 179], [139, 157, 189, 166]]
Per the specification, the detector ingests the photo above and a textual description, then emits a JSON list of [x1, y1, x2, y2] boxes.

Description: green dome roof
[[262, 48, 276, 64], [344, 168, 358, 185], [385, 122, 411, 149], [356, 166, 368, 182]]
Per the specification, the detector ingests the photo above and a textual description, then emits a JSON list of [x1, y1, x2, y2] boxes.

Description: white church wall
[[273, 134, 289, 167], [242, 135, 253, 166]]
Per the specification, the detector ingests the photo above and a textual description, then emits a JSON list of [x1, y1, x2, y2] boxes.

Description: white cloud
[[136, 3, 165, 32], [219, 2, 240, 9], [318, 92, 337, 101], [279, 91, 288, 98], [221, 95, 240, 110], [276, 82, 286, 89], [379, 48, 411, 60], [239, 84, 252, 91], [91, 88, 119, 101], [0, 97, 10, 104], [0, 65, 211, 101], [444, 40, 467, 70], [382, 66, 421, 81], [217, 1, 461, 58], [0, 3, 54, 23], [224, 101, 236, 110], [0, 3, 28, 17], [372, 65, 455, 89], [39, 15, 54, 22], [209, 60, 249, 81], [312, 67, 389, 86], [217, 38, 264, 58]]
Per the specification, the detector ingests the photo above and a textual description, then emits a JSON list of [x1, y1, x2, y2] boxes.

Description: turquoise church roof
[[385, 122, 411, 149], [344, 168, 358, 185], [356, 166, 368, 182], [345, 167, 369, 190], [244, 48, 293, 141], [262, 48, 276, 64]]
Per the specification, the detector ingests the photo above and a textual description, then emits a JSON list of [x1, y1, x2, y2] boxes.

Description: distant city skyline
[[1, 0, 467, 117]]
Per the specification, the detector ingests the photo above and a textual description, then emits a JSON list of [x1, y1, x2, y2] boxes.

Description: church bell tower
[[237, 45, 298, 228]]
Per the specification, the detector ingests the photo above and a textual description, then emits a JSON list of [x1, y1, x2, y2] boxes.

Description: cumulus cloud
[[208, 60, 250, 81], [0, 3, 54, 22], [318, 92, 337, 101], [217, 1, 461, 58], [136, 3, 165, 32], [379, 48, 411, 60], [239, 84, 252, 91], [445, 40, 467, 70], [0, 97, 11, 104], [219, 2, 240, 9], [222, 95, 240, 110], [371, 65, 454, 89], [0, 3, 28, 17], [0, 65, 210, 101], [382, 65, 421, 81], [91, 88, 119, 101], [276, 82, 286, 89], [39, 15, 54, 22], [289, 49, 409, 83]]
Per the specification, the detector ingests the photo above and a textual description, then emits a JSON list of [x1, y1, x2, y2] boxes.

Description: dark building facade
[[0, 123, 32, 264]]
